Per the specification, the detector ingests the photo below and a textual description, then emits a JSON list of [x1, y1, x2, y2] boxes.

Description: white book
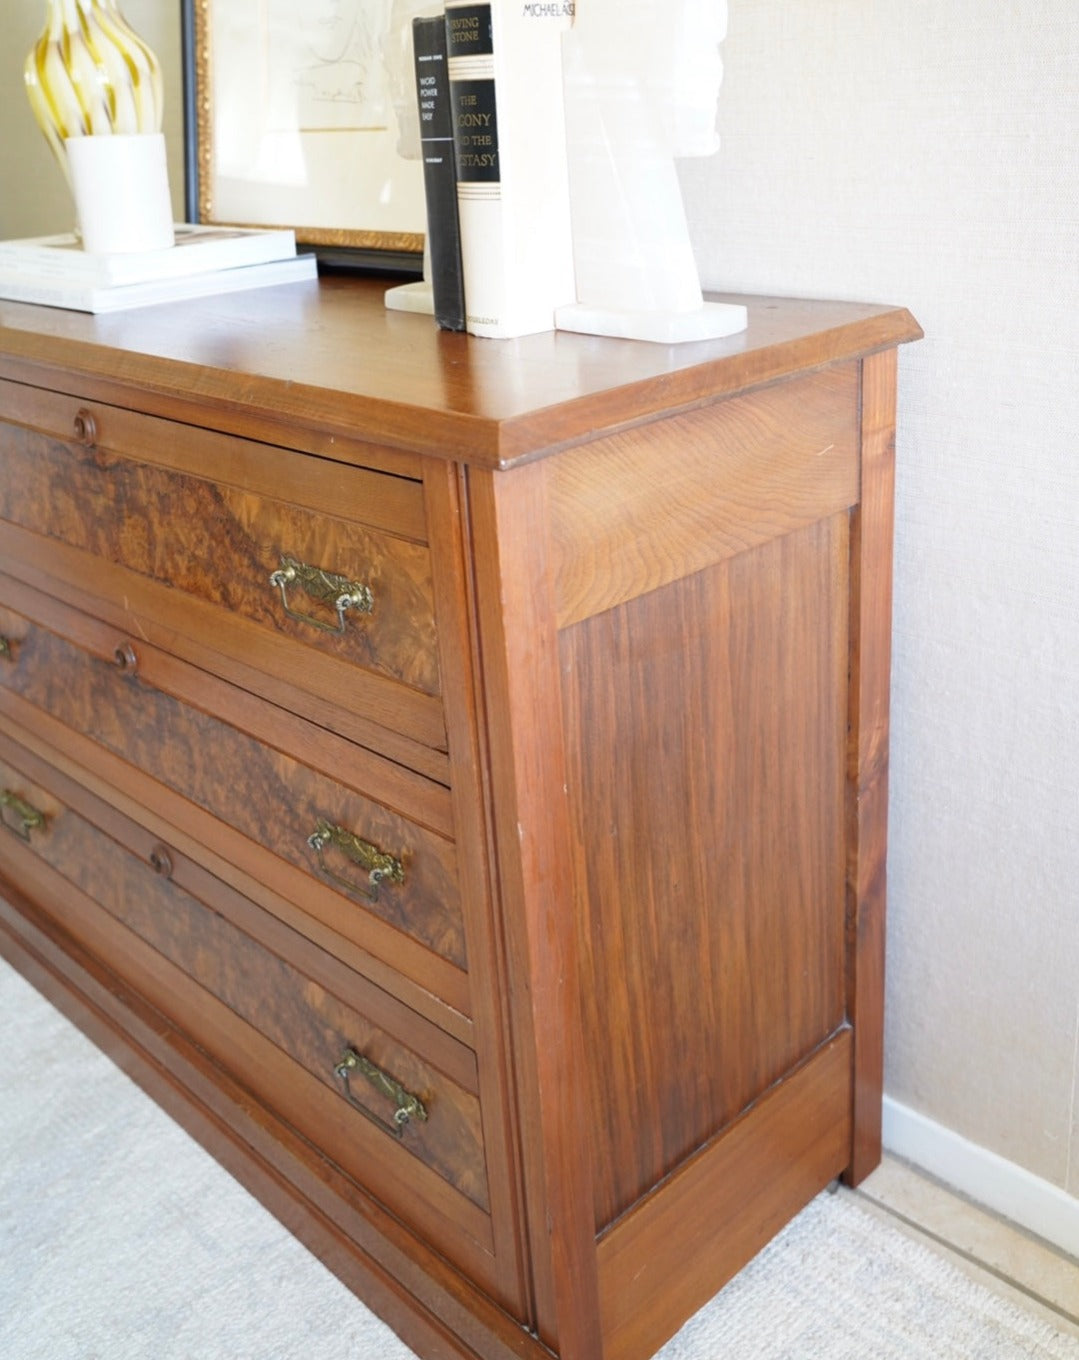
[[0, 254, 318, 314], [444, 0, 575, 339], [0, 224, 299, 288]]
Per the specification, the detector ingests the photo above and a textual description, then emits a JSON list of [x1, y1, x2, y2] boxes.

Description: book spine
[[444, 0, 575, 339], [413, 14, 466, 332]]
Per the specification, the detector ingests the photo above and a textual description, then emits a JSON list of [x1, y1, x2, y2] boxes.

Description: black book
[[413, 14, 466, 331]]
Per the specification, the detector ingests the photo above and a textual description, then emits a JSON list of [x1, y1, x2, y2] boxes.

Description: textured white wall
[[686, 1, 1079, 1191], [0, 0, 184, 239]]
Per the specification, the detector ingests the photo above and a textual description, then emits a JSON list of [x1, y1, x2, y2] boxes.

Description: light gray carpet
[[1, 956, 1076, 1360]]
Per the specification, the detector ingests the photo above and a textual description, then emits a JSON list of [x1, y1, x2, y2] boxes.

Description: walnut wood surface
[[561, 517, 849, 1231], [845, 349, 899, 1185], [0, 376, 429, 537], [0, 609, 466, 967], [596, 1033, 852, 1360], [0, 895, 541, 1346], [467, 462, 603, 1355], [0, 278, 921, 468], [0, 542, 451, 784], [549, 363, 859, 627], [0, 416, 441, 697], [422, 458, 536, 1318], [0, 288, 920, 1360], [0, 722, 472, 1084], [0, 678, 471, 1022], [0, 742, 489, 1210], [0, 578, 469, 1030]]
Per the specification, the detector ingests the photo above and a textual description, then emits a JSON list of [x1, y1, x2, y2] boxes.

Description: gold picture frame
[[181, 0, 426, 269]]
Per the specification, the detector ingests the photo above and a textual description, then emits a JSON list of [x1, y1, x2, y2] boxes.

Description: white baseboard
[[882, 1096, 1079, 1261]]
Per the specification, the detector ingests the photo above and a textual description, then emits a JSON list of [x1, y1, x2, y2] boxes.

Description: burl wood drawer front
[[0, 599, 468, 987], [0, 383, 445, 754], [0, 735, 500, 1276]]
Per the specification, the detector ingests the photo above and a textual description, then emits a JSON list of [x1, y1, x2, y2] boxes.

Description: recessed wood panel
[[560, 517, 850, 1231]]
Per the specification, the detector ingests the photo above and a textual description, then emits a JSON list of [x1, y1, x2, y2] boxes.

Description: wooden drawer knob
[[113, 642, 139, 674], [148, 844, 174, 879], [73, 408, 97, 447]]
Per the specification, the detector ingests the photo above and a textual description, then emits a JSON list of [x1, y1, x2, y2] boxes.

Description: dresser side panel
[[560, 518, 850, 1231]]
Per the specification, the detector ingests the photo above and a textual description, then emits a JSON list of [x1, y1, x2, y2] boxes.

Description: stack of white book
[[0, 224, 317, 313]]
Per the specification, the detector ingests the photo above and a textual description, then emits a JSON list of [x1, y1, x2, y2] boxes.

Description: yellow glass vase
[[24, 0, 164, 186]]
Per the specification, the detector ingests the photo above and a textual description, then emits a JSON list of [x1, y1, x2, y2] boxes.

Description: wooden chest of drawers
[[0, 278, 920, 1360]]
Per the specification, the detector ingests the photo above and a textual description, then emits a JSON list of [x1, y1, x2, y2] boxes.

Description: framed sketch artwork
[[181, 0, 428, 269]]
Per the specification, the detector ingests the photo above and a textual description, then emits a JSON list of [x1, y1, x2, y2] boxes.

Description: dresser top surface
[[0, 275, 920, 469]]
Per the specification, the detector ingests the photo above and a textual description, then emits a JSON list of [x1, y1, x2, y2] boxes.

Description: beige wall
[[1, 2, 1077, 1203], [0, 0, 184, 239], [689, 1, 1079, 1194]]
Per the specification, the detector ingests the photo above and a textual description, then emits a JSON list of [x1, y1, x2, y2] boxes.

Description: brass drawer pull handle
[[269, 555, 374, 635], [0, 636, 13, 661], [334, 1047, 428, 1138], [307, 819, 405, 901], [0, 789, 46, 842], [73, 408, 97, 447]]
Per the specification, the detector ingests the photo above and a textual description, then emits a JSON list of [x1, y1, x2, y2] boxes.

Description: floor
[[853, 1155, 1079, 1342]]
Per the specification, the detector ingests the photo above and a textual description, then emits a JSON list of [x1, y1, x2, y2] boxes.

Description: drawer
[[0, 733, 501, 1280], [0, 596, 469, 1007], [0, 382, 445, 756]]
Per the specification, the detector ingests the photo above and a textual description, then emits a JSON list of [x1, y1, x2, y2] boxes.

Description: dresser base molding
[[0, 892, 544, 1360], [596, 1032, 852, 1360]]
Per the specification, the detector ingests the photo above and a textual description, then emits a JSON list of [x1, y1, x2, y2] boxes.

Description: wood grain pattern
[[0, 681, 470, 1023], [0, 377, 428, 538], [0, 575, 452, 834], [0, 898, 540, 1346], [0, 550, 450, 785], [422, 458, 534, 1317], [0, 829, 508, 1294], [0, 744, 489, 1209], [595, 1033, 852, 1360], [845, 350, 899, 1185], [0, 721, 472, 1084], [0, 420, 441, 697], [0, 609, 466, 968], [560, 518, 850, 1231], [466, 462, 603, 1356], [0, 289, 920, 1360], [0, 280, 921, 470], [550, 363, 859, 626]]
